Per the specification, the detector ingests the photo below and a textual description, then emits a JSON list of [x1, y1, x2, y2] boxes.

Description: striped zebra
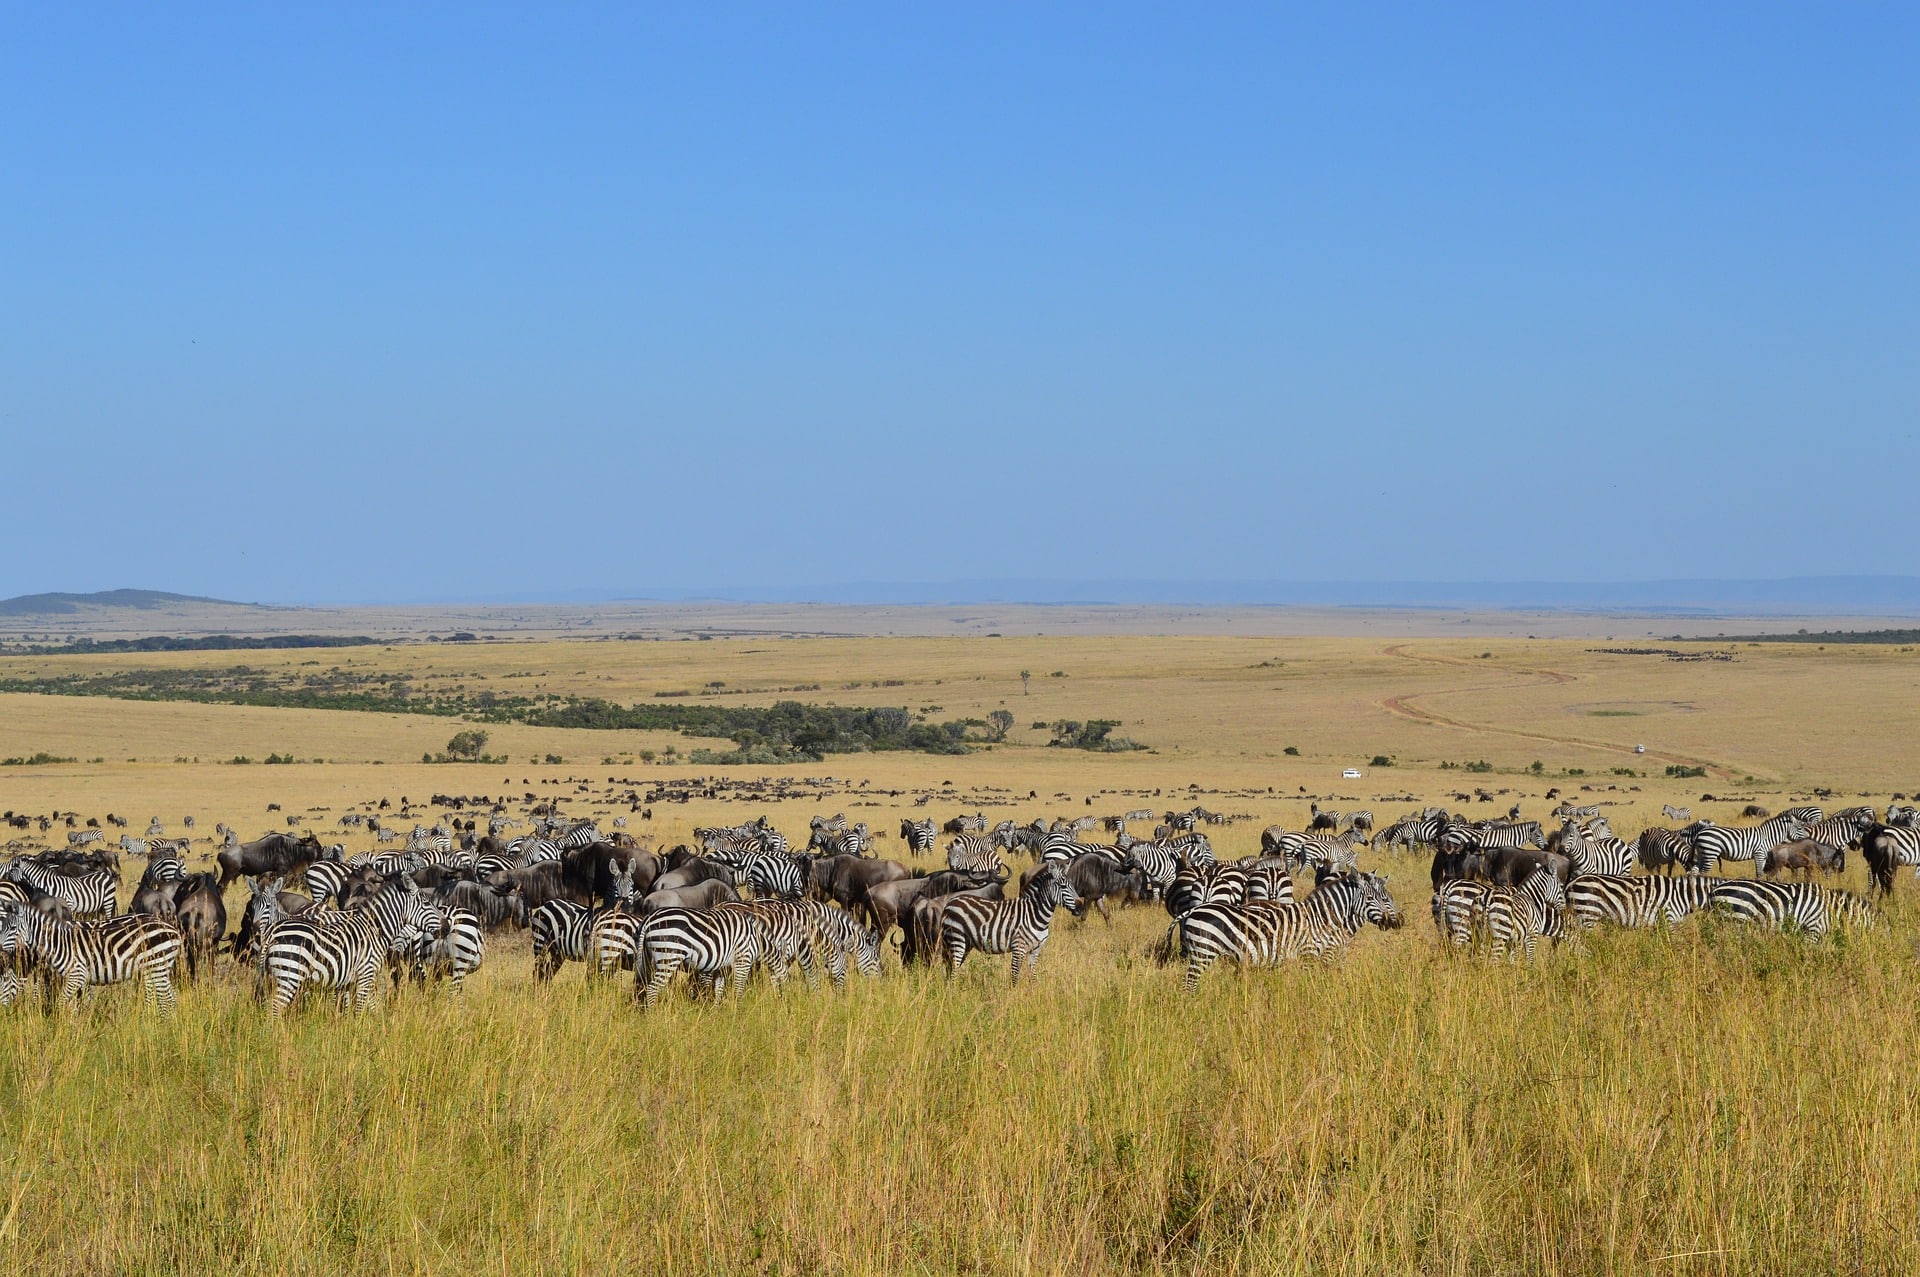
[[1803, 807, 1875, 853], [899, 818, 937, 857], [800, 901, 882, 988], [1688, 813, 1810, 875], [1886, 804, 1920, 828], [1377, 813, 1444, 855], [635, 907, 770, 1006], [1661, 805, 1692, 822], [1862, 823, 1920, 894], [259, 881, 439, 1013], [1124, 843, 1180, 897], [530, 865, 639, 981], [947, 834, 1008, 879], [393, 906, 484, 992], [1561, 821, 1634, 877], [1432, 878, 1492, 949], [1, 861, 118, 918], [137, 854, 187, 893], [587, 909, 646, 978], [1708, 879, 1874, 940], [1568, 874, 1719, 930], [1175, 872, 1400, 991], [1267, 829, 1365, 875], [1163, 831, 1216, 868], [1483, 865, 1567, 960], [67, 829, 104, 848], [0, 907, 184, 1015], [1636, 827, 1693, 876], [940, 865, 1080, 982], [1552, 803, 1601, 821], [734, 851, 806, 900], [305, 859, 354, 908]]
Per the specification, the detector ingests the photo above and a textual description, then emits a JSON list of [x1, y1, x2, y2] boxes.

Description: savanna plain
[[3, 627, 1919, 1275]]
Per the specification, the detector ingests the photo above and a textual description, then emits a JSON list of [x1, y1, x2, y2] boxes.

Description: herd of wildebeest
[[2, 790, 1918, 1013]]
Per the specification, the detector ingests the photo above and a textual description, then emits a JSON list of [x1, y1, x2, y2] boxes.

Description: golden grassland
[[3, 633, 1920, 1274]]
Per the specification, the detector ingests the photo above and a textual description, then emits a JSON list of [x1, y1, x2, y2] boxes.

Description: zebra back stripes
[[1568, 874, 1719, 930], [1177, 873, 1399, 990], [2, 861, 118, 918], [1708, 880, 1873, 939], [635, 907, 768, 1006], [1689, 815, 1810, 874]]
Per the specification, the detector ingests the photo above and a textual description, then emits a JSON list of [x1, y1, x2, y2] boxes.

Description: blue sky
[[3, 5, 1915, 603]]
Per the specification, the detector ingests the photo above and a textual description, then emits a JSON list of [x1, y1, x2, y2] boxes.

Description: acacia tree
[[445, 730, 489, 761], [1020, 670, 1031, 695], [988, 709, 1014, 741]]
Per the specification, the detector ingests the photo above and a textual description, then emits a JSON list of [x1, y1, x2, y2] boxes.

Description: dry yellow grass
[[1, 633, 1917, 1274]]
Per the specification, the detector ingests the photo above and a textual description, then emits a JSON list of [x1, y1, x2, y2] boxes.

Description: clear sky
[[4, 5, 1915, 603]]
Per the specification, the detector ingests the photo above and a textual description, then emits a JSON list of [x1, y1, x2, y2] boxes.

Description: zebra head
[[1027, 866, 1079, 915], [1360, 873, 1403, 929], [849, 926, 883, 978]]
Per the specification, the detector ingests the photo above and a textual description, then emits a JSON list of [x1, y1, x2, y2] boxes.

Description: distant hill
[[0, 589, 249, 617]]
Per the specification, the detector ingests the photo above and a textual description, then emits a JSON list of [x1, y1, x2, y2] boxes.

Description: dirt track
[[1375, 643, 1733, 779]]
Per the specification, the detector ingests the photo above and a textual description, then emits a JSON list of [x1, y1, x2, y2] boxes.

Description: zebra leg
[[639, 954, 680, 1008], [943, 937, 968, 975], [731, 951, 756, 997], [60, 968, 86, 1011], [148, 964, 177, 1018], [1009, 939, 1027, 984], [270, 975, 301, 1016], [351, 962, 376, 1012]]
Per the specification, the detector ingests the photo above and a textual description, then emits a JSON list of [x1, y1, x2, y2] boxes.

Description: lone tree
[[1020, 670, 1031, 695], [988, 709, 1015, 741], [445, 729, 489, 761]]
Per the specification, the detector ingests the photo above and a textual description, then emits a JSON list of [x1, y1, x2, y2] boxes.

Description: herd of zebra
[[2, 797, 1918, 1015]]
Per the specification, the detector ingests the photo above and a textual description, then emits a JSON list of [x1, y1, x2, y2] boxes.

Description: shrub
[[1370, 755, 1393, 768], [445, 730, 490, 761], [1665, 764, 1707, 779], [1464, 760, 1494, 773], [1284, 746, 1300, 756]]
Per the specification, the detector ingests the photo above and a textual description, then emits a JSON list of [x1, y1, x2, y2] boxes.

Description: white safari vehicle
[[1341, 768, 1363, 779]]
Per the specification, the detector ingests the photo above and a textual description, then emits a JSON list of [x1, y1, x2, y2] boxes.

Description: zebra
[[1708, 879, 1874, 940], [1377, 813, 1444, 855], [587, 909, 646, 978], [1561, 821, 1635, 877], [1552, 803, 1601, 820], [259, 881, 439, 1013], [67, 829, 104, 847], [1163, 831, 1216, 868], [556, 821, 603, 852], [1886, 804, 1920, 828], [1688, 814, 1811, 875], [1862, 823, 1920, 894], [1636, 827, 1693, 876], [947, 834, 1007, 879], [1432, 878, 1492, 950], [393, 906, 484, 992], [734, 851, 806, 900], [634, 906, 770, 1006], [1483, 865, 1567, 960], [0, 907, 184, 1015], [1267, 829, 1365, 875], [1803, 807, 1875, 854], [1661, 805, 1692, 822], [136, 854, 186, 893], [1568, 874, 1719, 930], [1341, 810, 1375, 835], [1, 861, 117, 918], [900, 818, 937, 857], [940, 865, 1081, 982], [798, 901, 882, 988], [305, 859, 354, 908], [1175, 872, 1400, 991], [1124, 843, 1180, 898], [529, 864, 638, 981]]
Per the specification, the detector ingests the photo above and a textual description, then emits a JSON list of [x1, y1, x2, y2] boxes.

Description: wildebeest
[[641, 879, 739, 913], [807, 855, 913, 921], [651, 857, 734, 896], [171, 873, 227, 977], [434, 878, 526, 930], [902, 882, 1004, 966], [1022, 855, 1148, 924], [1760, 839, 1844, 879], [217, 832, 336, 888]]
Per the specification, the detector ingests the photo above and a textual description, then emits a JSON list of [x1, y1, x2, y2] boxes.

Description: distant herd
[[2, 794, 1916, 1016]]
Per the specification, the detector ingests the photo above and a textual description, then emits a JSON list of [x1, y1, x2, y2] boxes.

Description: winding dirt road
[[1375, 643, 1732, 779]]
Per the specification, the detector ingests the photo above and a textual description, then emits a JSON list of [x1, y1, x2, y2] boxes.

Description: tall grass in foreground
[[1, 907, 1917, 1275]]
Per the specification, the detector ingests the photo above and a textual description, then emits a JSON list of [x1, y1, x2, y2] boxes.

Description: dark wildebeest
[[1429, 847, 1484, 892], [1478, 846, 1572, 890], [808, 855, 913, 921], [651, 857, 734, 896], [217, 832, 336, 888], [435, 878, 526, 930], [484, 862, 588, 911], [561, 841, 646, 907], [129, 882, 179, 919], [172, 873, 227, 978], [865, 870, 995, 939], [1760, 839, 1844, 880], [640, 879, 738, 913], [1022, 855, 1148, 924]]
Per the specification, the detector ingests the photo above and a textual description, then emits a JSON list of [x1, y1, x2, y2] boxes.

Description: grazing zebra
[[1176, 872, 1400, 990], [305, 860, 354, 908], [1708, 879, 1874, 940], [947, 834, 1007, 879], [1342, 810, 1375, 835], [259, 882, 438, 1013], [1267, 829, 1365, 875], [1377, 813, 1444, 855], [393, 906, 484, 991], [1885, 804, 1920, 828], [899, 818, 937, 857], [1636, 827, 1693, 876], [1689, 814, 1810, 875], [1483, 865, 1567, 960], [587, 909, 646, 978], [800, 901, 882, 988], [1124, 843, 1180, 897], [0, 907, 184, 1015], [634, 907, 770, 1006], [67, 829, 104, 848], [530, 900, 594, 981], [1661, 805, 1692, 823], [940, 866, 1080, 982], [1568, 874, 1719, 930], [1162, 831, 1216, 868], [1862, 823, 1920, 894], [1561, 821, 1635, 877], [1552, 803, 1601, 821], [1, 861, 117, 918]]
